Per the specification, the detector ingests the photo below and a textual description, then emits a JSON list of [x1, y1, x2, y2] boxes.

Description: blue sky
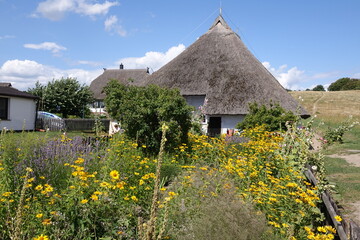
[[1, 0, 360, 90]]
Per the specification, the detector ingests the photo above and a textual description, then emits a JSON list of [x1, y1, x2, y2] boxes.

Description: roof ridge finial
[[219, 1, 222, 16]]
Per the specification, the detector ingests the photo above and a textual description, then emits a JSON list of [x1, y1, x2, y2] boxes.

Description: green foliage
[[93, 115, 105, 137], [312, 85, 325, 91], [28, 78, 93, 118], [103, 80, 193, 153], [236, 102, 298, 131], [324, 117, 359, 144], [328, 77, 360, 91]]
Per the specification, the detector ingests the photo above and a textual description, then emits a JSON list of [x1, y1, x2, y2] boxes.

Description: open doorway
[[208, 117, 221, 137]]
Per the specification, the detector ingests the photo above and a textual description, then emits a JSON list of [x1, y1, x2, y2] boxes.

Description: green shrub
[[103, 81, 193, 154], [236, 102, 298, 131], [324, 117, 359, 144]]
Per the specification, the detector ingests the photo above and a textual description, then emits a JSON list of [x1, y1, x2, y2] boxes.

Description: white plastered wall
[[0, 96, 37, 131]]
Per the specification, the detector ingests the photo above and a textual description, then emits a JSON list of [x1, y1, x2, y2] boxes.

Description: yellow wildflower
[[80, 199, 88, 204], [42, 219, 51, 225], [110, 170, 120, 180], [27, 177, 35, 183], [334, 215, 342, 222], [33, 234, 49, 240], [91, 195, 99, 201], [74, 157, 85, 164]]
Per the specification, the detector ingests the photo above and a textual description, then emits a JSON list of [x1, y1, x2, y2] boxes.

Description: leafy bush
[[324, 117, 359, 144], [236, 102, 298, 131], [103, 80, 193, 153]]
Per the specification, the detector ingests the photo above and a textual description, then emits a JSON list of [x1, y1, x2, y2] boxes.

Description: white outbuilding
[[0, 83, 38, 131]]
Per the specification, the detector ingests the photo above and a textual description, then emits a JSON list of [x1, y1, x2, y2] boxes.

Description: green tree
[[236, 102, 298, 132], [341, 79, 360, 90], [312, 85, 325, 91], [27, 78, 93, 118], [328, 77, 360, 91], [103, 80, 193, 153]]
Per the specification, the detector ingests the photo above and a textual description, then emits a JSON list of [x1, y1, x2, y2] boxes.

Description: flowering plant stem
[[143, 124, 168, 240], [12, 168, 31, 240]]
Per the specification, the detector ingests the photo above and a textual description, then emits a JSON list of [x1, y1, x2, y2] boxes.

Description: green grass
[[293, 91, 360, 220]]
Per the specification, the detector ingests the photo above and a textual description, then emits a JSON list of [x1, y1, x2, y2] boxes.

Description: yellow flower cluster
[[303, 226, 336, 240], [180, 125, 333, 239]]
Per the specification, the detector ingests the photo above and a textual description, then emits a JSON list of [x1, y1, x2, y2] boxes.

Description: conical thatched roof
[[148, 15, 308, 116], [90, 68, 149, 100]]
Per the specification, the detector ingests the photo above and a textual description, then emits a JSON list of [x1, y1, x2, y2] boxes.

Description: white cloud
[[0, 59, 102, 90], [24, 42, 67, 54], [76, 60, 102, 67], [0, 35, 15, 40], [117, 44, 186, 71], [36, 0, 75, 20], [351, 72, 360, 79], [104, 15, 126, 36], [76, 0, 118, 16], [262, 61, 305, 90], [104, 15, 117, 30], [36, 0, 119, 21]]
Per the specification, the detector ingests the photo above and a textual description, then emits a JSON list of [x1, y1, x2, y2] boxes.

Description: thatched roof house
[[89, 15, 308, 135], [90, 65, 149, 100], [147, 15, 307, 116]]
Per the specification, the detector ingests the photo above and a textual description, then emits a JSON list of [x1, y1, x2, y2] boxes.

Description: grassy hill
[[290, 90, 360, 224], [290, 90, 360, 122]]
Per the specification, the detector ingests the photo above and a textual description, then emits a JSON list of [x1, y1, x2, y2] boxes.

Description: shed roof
[[147, 15, 308, 116], [0, 84, 38, 99]]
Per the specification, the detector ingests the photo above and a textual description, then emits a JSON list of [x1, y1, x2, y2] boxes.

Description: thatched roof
[[90, 68, 149, 100], [148, 15, 309, 116], [0, 83, 38, 99]]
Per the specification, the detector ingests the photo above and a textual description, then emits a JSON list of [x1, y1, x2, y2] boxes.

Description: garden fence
[[304, 164, 360, 240], [36, 118, 110, 132]]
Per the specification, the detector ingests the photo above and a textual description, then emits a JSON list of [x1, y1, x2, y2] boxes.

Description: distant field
[[290, 90, 360, 122]]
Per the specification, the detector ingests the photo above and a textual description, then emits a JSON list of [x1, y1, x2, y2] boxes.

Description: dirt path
[[328, 151, 360, 167], [327, 150, 360, 226], [312, 92, 325, 115]]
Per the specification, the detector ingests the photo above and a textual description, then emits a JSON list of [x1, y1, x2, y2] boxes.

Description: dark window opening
[[0, 97, 9, 120], [91, 100, 105, 108], [208, 117, 221, 137]]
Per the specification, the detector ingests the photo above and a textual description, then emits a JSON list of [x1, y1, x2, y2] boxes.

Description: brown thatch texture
[[89, 69, 149, 100], [148, 15, 308, 116]]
